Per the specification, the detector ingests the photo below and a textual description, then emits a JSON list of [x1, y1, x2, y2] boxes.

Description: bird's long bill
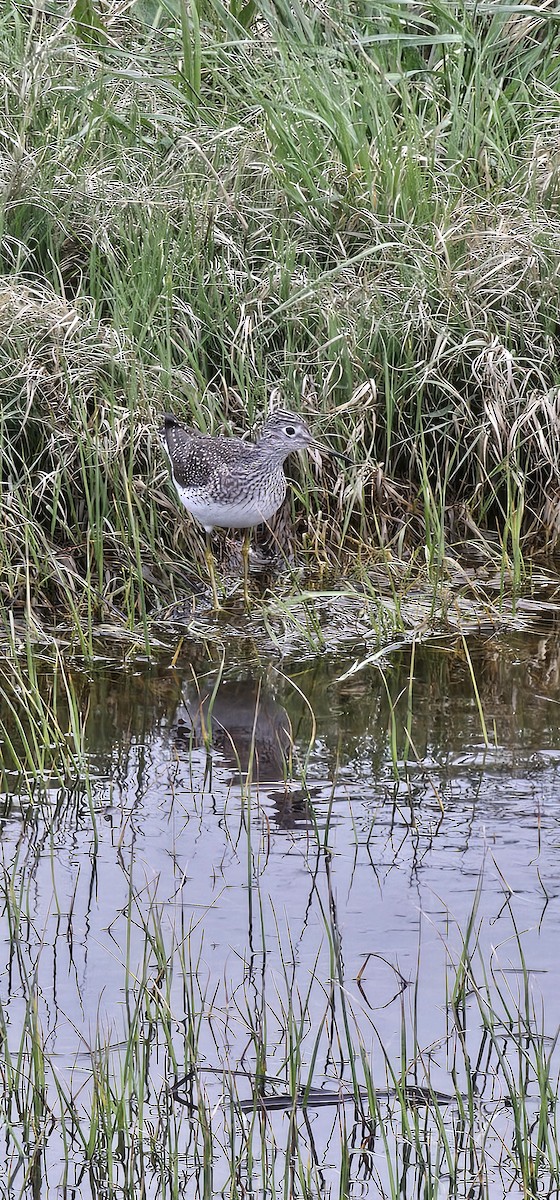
[[307, 440, 354, 467]]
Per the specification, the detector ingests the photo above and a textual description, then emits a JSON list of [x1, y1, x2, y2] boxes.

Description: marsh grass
[[1, 2, 560, 642], [0, 621, 93, 811], [2, 3, 560, 1197]]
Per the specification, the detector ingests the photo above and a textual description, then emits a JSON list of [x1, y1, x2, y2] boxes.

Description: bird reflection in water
[[173, 673, 313, 829]]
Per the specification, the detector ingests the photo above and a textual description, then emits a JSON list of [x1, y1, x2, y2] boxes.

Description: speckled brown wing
[[160, 417, 213, 489], [161, 414, 259, 490], [162, 418, 236, 490]]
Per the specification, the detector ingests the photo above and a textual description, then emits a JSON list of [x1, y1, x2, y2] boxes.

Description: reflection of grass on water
[[1, 3, 560, 642], [2, 812, 558, 1198], [2, 634, 560, 1194]]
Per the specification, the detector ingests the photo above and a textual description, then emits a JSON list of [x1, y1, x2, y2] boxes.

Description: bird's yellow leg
[[204, 533, 222, 611], [242, 531, 251, 608]]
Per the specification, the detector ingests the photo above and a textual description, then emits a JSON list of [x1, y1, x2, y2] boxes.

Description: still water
[[2, 624, 560, 1198]]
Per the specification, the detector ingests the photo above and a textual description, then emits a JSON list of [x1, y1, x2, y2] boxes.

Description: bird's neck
[[255, 439, 291, 467]]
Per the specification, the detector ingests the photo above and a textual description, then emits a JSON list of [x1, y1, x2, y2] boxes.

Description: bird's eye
[[284, 425, 296, 436]]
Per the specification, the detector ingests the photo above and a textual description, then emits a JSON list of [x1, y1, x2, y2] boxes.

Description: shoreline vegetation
[[2, 2, 560, 639]]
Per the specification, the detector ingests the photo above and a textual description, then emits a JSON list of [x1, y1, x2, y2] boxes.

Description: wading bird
[[160, 409, 349, 608]]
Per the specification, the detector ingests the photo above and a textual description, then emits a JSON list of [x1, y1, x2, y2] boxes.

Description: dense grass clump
[[2, 1, 560, 630]]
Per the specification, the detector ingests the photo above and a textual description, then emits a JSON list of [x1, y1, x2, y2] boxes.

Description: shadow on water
[[3, 624, 560, 1195]]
